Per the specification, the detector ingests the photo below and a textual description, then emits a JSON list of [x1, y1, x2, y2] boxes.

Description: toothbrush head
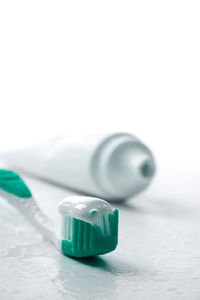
[[58, 196, 119, 258]]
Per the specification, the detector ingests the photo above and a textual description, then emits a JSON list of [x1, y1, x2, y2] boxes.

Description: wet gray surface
[[0, 168, 200, 300]]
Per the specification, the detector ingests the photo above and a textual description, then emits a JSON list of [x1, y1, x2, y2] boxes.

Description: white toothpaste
[[59, 196, 112, 237]]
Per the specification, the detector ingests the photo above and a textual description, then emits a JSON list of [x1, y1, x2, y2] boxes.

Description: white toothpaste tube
[[0, 133, 156, 201]]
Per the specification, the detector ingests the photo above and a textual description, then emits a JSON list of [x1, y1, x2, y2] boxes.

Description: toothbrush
[[0, 169, 118, 257]]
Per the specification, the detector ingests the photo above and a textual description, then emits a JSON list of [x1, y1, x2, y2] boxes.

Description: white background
[[0, 0, 200, 170]]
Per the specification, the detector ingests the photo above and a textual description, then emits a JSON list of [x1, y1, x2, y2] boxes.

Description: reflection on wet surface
[[1, 171, 200, 300]]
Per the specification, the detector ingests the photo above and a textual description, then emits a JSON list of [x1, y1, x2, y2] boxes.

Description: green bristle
[[61, 209, 119, 258]]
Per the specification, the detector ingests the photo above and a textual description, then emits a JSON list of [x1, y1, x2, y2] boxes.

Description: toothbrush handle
[[17, 196, 57, 244], [0, 188, 57, 246]]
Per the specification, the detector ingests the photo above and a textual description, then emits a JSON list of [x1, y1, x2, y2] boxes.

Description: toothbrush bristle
[[61, 209, 118, 258]]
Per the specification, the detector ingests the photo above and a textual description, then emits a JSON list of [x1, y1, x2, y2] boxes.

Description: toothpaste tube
[[1, 133, 156, 200]]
